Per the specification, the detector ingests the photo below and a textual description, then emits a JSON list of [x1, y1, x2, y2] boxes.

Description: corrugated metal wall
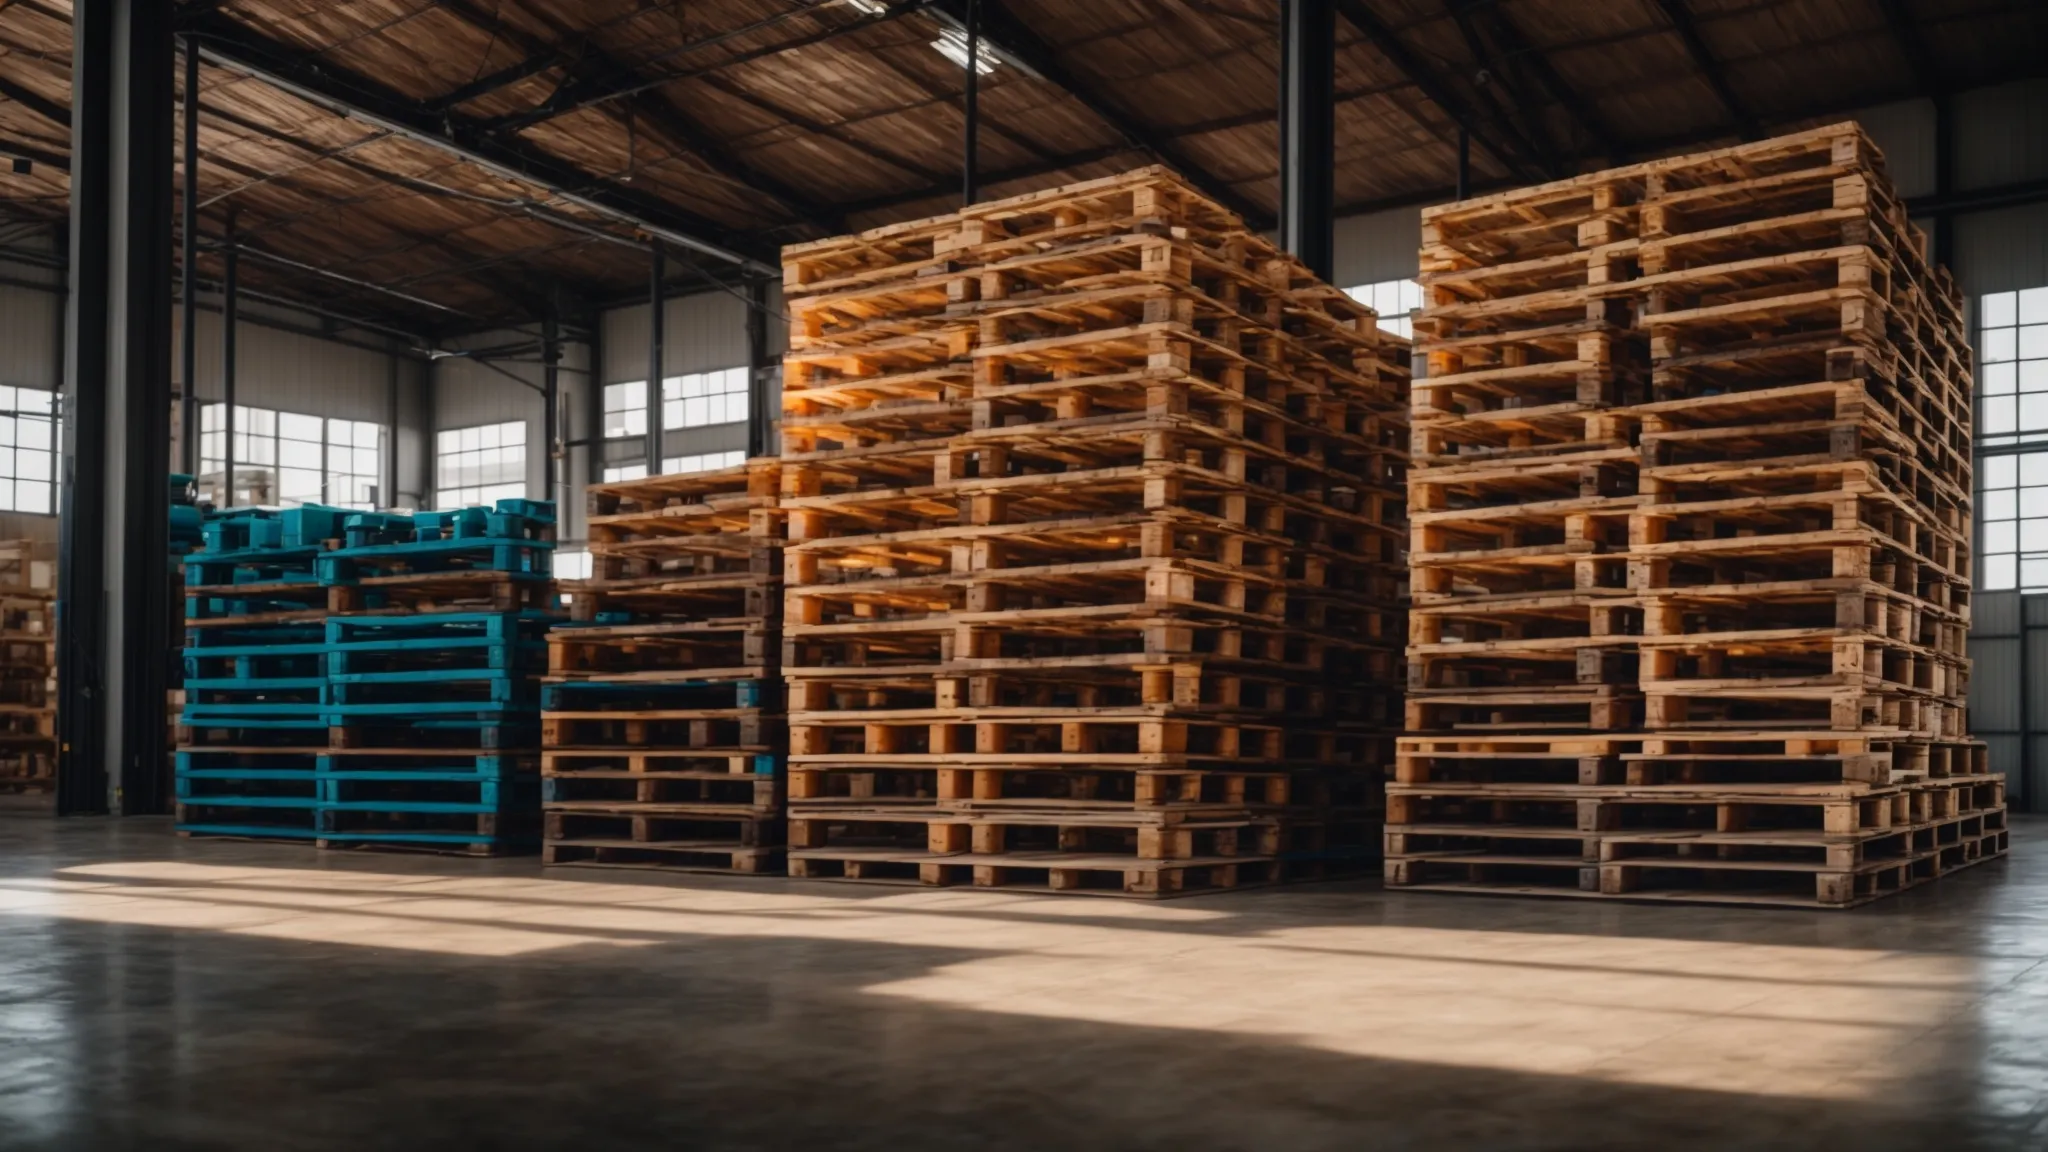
[[594, 288, 757, 469]]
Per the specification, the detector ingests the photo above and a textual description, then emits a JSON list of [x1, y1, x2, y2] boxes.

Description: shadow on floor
[[1, 813, 2045, 1150]]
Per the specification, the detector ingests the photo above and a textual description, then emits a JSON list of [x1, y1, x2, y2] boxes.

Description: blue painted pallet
[[325, 678, 536, 709], [317, 538, 554, 584], [318, 753, 532, 778], [181, 628, 328, 653], [182, 650, 327, 681], [176, 821, 324, 842], [324, 610, 554, 646], [540, 678, 771, 711]]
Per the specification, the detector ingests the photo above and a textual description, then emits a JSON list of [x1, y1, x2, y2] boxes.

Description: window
[[0, 385, 57, 515], [1981, 287, 2048, 446], [435, 420, 527, 509], [665, 450, 745, 475], [603, 381, 647, 440], [200, 404, 383, 509], [1978, 452, 2048, 591], [553, 549, 593, 581], [601, 463, 648, 483], [326, 419, 383, 508], [664, 368, 749, 430], [1344, 278, 1423, 340]]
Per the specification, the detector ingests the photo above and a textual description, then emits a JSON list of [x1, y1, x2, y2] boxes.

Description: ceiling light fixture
[[840, 0, 889, 14], [931, 27, 996, 74]]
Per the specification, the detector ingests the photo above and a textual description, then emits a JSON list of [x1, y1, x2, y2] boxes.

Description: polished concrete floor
[[2, 802, 2046, 1151]]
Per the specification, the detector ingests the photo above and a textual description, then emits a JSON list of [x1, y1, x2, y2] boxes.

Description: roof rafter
[[1874, 0, 1943, 95], [187, 11, 777, 275], [926, 0, 1268, 224], [1471, 1, 1624, 163], [1330, 0, 1541, 182], [0, 71, 69, 129], [432, 0, 842, 232], [1651, 0, 1761, 140]]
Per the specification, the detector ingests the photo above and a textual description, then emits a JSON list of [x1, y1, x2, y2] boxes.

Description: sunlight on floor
[[3, 859, 1979, 1100]]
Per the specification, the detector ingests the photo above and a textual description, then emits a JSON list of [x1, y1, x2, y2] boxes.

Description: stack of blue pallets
[[175, 498, 560, 855]]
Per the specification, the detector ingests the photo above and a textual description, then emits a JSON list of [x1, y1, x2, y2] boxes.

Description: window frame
[[434, 419, 528, 510]]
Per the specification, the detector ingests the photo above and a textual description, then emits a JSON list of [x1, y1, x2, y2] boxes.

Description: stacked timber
[[541, 461, 786, 873], [777, 167, 1409, 897], [1390, 123, 2005, 908], [177, 500, 558, 854], [0, 540, 53, 792]]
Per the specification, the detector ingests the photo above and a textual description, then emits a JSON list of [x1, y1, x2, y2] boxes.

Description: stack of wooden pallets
[[1390, 123, 2004, 908], [776, 166, 1409, 897], [177, 500, 559, 855], [541, 461, 786, 873], [0, 540, 53, 793]]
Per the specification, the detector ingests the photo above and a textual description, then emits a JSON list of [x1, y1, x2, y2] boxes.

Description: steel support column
[[962, 0, 981, 207], [746, 276, 775, 458], [1278, 0, 1335, 281], [58, 0, 176, 816], [542, 307, 561, 503], [585, 308, 605, 486], [179, 34, 199, 477], [645, 243, 665, 475], [222, 210, 237, 506]]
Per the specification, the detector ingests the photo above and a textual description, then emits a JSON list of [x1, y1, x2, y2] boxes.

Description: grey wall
[[596, 287, 763, 471], [431, 328, 592, 539], [0, 241, 65, 549]]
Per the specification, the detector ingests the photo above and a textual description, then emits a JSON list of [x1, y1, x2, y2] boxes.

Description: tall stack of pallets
[[541, 461, 787, 873], [775, 166, 1409, 897], [0, 540, 54, 793], [177, 499, 559, 855], [1390, 123, 2005, 908]]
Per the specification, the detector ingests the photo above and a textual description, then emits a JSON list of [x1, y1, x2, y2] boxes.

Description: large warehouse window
[[436, 420, 527, 508], [1343, 278, 1423, 340], [0, 385, 57, 515], [200, 404, 383, 509], [601, 450, 744, 484], [603, 381, 647, 439], [1981, 287, 2048, 447], [663, 367, 749, 430]]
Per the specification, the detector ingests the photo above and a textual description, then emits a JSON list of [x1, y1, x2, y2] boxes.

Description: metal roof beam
[[1330, 0, 1539, 181], [1651, 0, 1761, 140], [1875, 0, 1943, 96], [0, 73, 70, 130], [432, 0, 842, 232], [926, 0, 1267, 224], [189, 12, 777, 276], [1473, 1, 1624, 163]]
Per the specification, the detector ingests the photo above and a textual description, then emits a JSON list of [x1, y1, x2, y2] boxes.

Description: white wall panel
[[1332, 205, 1423, 289], [1852, 97, 1938, 199], [1956, 78, 2048, 193], [431, 329, 592, 539], [599, 289, 751, 383], [176, 309, 397, 421], [1955, 203, 2048, 298]]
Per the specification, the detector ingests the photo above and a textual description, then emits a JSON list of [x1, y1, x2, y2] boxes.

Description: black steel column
[[58, 0, 175, 816], [178, 34, 199, 477], [645, 242, 665, 475], [585, 308, 605, 486], [1278, 0, 1335, 281], [221, 209, 237, 506], [746, 276, 774, 458], [1456, 127, 1471, 201], [962, 0, 981, 206], [542, 307, 561, 502], [1933, 93, 1955, 269]]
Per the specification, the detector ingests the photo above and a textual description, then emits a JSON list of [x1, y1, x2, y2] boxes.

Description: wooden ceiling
[[0, 0, 2041, 336]]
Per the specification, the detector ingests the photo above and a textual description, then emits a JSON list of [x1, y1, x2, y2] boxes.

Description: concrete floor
[[2, 803, 2046, 1151]]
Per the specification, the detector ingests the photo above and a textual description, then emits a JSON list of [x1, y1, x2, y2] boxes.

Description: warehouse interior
[[2, 0, 2048, 1148]]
